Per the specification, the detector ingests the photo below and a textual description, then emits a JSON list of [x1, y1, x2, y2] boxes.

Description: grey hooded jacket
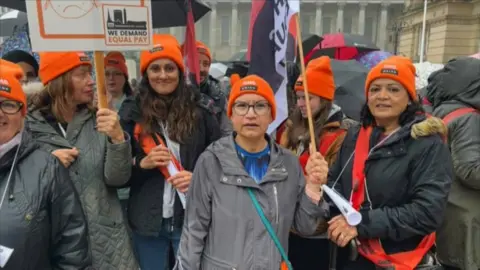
[[25, 104, 138, 270], [176, 135, 328, 270]]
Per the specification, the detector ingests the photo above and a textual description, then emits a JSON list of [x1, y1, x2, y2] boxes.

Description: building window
[[220, 16, 231, 46], [364, 17, 374, 42], [240, 13, 250, 47], [176, 27, 185, 43], [301, 15, 311, 35], [322, 17, 332, 34], [417, 24, 430, 60], [201, 20, 210, 46], [343, 17, 353, 33]]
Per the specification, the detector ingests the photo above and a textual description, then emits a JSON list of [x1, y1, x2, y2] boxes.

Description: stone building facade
[[157, 0, 404, 61], [399, 0, 480, 63]]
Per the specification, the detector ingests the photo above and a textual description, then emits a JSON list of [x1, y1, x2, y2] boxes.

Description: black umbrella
[[225, 61, 249, 78], [330, 59, 368, 121], [0, 0, 210, 28], [297, 34, 323, 64]]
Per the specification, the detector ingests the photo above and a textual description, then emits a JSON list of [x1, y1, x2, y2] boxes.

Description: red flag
[[183, 0, 200, 86]]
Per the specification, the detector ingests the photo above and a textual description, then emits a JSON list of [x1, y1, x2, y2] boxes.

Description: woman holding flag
[[279, 56, 348, 270], [119, 33, 221, 270], [321, 56, 453, 269]]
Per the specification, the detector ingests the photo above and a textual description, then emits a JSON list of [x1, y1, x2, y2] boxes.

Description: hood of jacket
[[426, 57, 480, 117]]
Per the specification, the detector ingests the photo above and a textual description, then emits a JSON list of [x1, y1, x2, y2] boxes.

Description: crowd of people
[[0, 32, 479, 270]]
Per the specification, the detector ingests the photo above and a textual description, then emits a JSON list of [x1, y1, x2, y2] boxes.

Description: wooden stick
[[295, 16, 316, 151], [93, 51, 108, 109]]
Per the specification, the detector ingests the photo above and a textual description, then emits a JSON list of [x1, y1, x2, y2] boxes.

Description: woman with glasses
[[0, 61, 90, 269], [119, 34, 221, 269], [176, 75, 329, 270], [104, 52, 133, 112]]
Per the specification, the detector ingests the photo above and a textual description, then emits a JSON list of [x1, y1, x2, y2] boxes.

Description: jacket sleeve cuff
[[300, 189, 328, 217], [107, 131, 130, 145], [357, 210, 371, 238]]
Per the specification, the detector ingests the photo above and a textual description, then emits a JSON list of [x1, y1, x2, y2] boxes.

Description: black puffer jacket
[[0, 130, 90, 270], [327, 115, 452, 269], [198, 76, 232, 136], [427, 57, 480, 270], [119, 95, 221, 236]]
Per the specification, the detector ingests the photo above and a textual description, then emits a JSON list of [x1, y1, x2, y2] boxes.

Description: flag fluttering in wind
[[183, 0, 200, 86], [247, 0, 299, 133]]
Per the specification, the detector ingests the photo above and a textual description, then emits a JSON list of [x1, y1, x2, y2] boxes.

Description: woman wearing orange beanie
[[118, 34, 221, 269], [0, 62, 90, 270], [277, 56, 348, 270], [26, 51, 138, 269], [324, 56, 452, 270], [104, 51, 133, 112]]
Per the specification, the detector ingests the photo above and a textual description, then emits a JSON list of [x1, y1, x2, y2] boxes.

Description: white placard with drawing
[[26, 0, 153, 51]]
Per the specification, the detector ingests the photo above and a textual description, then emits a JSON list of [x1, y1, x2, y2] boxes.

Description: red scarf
[[351, 126, 435, 270]]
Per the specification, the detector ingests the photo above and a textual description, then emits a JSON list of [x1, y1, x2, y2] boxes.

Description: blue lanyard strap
[[247, 188, 293, 270]]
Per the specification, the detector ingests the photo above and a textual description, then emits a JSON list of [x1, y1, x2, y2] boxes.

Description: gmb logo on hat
[[77, 52, 90, 62], [240, 80, 258, 91], [150, 44, 164, 53], [380, 64, 399, 75], [197, 47, 208, 54], [107, 59, 120, 65], [0, 78, 11, 93]]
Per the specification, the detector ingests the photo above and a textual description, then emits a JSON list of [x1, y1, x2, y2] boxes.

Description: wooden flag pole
[[93, 51, 108, 109], [295, 15, 316, 152]]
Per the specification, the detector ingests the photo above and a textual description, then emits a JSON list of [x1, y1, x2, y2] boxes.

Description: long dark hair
[[360, 100, 425, 128], [122, 75, 133, 96], [138, 72, 197, 143], [286, 99, 332, 149]]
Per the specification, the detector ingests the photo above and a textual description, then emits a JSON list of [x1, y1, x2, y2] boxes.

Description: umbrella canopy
[[0, 0, 210, 28], [330, 59, 368, 121], [298, 34, 323, 64], [354, 50, 393, 70], [469, 52, 480, 59], [311, 33, 379, 60], [225, 61, 249, 78], [0, 10, 28, 37], [209, 62, 228, 79], [414, 61, 444, 90]]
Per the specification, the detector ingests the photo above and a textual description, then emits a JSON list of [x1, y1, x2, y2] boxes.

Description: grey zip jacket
[[176, 135, 328, 270]]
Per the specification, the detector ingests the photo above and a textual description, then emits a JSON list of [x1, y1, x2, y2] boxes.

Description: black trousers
[[288, 232, 352, 270]]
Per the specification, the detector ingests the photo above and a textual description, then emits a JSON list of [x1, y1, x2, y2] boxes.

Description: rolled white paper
[[167, 162, 187, 209], [322, 184, 362, 226]]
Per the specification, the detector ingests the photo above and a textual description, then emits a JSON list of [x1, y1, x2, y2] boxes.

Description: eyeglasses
[[105, 71, 123, 78], [232, 101, 270, 116], [0, 100, 23, 115]]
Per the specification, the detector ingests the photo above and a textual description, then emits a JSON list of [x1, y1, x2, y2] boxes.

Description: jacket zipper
[[273, 184, 279, 224]]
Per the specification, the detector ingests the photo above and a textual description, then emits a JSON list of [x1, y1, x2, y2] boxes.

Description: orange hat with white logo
[[39, 51, 92, 85], [295, 56, 336, 101], [365, 56, 417, 101], [105, 51, 129, 77], [140, 34, 184, 74], [227, 75, 276, 119], [195, 41, 211, 62], [0, 68, 27, 115], [0, 59, 25, 81]]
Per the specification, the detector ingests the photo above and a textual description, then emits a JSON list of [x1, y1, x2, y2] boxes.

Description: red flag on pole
[[183, 0, 200, 86]]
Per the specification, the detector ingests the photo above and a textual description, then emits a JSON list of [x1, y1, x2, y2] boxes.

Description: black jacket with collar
[[327, 115, 453, 261], [119, 95, 221, 235], [0, 130, 90, 269]]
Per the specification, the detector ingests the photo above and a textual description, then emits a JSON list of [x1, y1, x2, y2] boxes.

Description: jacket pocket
[[202, 253, 238, 270]]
